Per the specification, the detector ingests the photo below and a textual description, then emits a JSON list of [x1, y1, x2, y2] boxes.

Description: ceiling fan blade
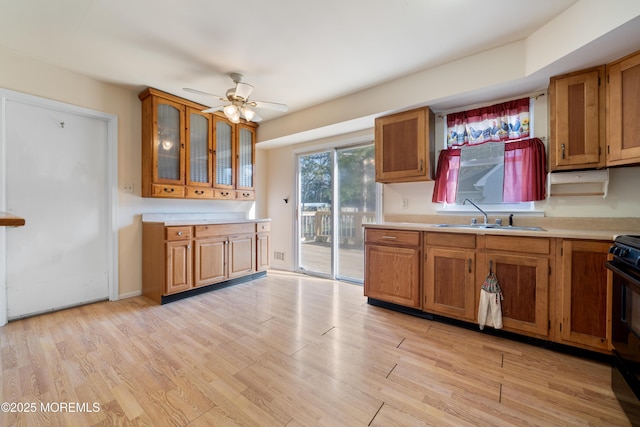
[[234, 82, 254, 100], [250, 100, 289, 112], [250, 111, 263, 122], [183, 87, 224, 99], [202, 105, 225, 113]]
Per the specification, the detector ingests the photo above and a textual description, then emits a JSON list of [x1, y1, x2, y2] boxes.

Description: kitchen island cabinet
[[424, 232, 476, 322], [364, 228, 422, 308]]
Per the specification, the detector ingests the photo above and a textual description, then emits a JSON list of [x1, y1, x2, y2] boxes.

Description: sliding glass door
[[296, 144, 376, 282]]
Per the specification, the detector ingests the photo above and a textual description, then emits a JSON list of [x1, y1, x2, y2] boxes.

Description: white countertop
[[142, 212, 270, 226]]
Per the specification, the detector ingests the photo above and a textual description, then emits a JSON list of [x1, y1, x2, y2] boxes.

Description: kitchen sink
[[433, 224, 545, 231]]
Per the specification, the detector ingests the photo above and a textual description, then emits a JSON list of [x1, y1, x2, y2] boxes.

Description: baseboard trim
[[161, 271, 267, 304]]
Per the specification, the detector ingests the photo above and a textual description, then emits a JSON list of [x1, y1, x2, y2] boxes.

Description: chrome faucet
[[463, 198, 488, 225]]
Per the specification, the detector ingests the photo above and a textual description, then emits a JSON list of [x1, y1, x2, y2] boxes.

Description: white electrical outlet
[[401, 198, 409, 209], [122, 183, 134, 193]]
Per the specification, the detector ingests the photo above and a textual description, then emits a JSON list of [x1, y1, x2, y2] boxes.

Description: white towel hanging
[[478, 271, 503, 330]]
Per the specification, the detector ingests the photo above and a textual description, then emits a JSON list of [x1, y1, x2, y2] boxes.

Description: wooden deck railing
[[301, 211, 375, 246]]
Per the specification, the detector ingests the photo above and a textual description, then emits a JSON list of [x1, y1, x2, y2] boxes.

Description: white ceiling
[[0, 0, 581, 117], [3, 0, 640, 147]]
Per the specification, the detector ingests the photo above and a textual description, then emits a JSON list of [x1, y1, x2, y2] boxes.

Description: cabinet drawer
[[256, 222, 271, 233], [186, 187, 214, 199], [365, 229, 421, 247], [195, 223, 255, 238], [236, 190, 255, 200], [484, 235, 550, 255], [426, 232, 475, 249], [152, 184, 185, 198], [166, 226, 192, 241], [214, 189, 235, 200]]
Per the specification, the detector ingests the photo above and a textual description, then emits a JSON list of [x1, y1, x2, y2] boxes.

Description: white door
[[4, 97, 113, 320]]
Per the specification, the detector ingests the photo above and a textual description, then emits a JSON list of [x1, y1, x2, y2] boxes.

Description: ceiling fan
[[184, 73, 288, 123]]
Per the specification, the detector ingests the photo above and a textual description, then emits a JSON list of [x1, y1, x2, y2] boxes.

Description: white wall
[[0, 48, 262, 298]]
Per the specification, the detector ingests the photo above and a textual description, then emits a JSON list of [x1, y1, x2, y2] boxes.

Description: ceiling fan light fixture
[[223, 104, 238, 117], [241, 105, 255, 121]]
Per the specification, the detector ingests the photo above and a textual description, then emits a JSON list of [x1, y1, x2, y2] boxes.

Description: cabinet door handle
[[381, 236, 397, 240], [468, 258, 472, 273], [561, 144, 565, 159], [419, 159, 424, 172]]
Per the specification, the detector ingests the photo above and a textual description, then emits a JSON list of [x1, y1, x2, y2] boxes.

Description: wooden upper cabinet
[[141, 94, 187, 197], [548, 66, 605, 171], [140, 88, 257, 200], [213, 115, 235, 190], [607, 49, 640, 166], [374, 107, 434, 183], [236, 123, 257, 200], [186, 107, 214, 198]]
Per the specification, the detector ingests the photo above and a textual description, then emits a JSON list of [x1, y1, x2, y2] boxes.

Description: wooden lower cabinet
[[257, 232, 270, 272], [166, 240, 193, 294], [228, 233, 256, 278], [480, 235, 551, 338], [143, 221, 269, 303], [364, 229, 422, 308], [194, 237, 227, 287], [556, 239, 612, 351], [424, 233, 476, 321], [365, 227, 613, 354]]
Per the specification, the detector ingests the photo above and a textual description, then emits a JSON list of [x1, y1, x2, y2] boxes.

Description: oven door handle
[[607, 260, 640, 294]]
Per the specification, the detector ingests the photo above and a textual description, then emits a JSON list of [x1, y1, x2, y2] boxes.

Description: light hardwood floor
[[1, 270, 636, 426]]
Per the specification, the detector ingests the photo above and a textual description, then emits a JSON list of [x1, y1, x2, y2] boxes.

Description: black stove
[[607, 235, 640, 424], [610, 235, 640, 268]]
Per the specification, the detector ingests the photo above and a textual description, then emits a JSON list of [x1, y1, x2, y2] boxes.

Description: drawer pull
[[195, 190, 204, 195], [177, 231, 183, 236], [163, 187, 175, 193], [382, 236, 397, 240]]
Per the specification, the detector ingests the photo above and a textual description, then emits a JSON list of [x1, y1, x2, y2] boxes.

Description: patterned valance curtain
[[432, 138, 547, 203], [447, 97, 530, 148]]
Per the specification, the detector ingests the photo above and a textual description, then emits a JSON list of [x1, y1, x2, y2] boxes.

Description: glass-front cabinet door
[[237, 123, 256, 194], [154, 98, 185, 185], [186, 108, 213, 195], [214, 116, 234, 190]]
